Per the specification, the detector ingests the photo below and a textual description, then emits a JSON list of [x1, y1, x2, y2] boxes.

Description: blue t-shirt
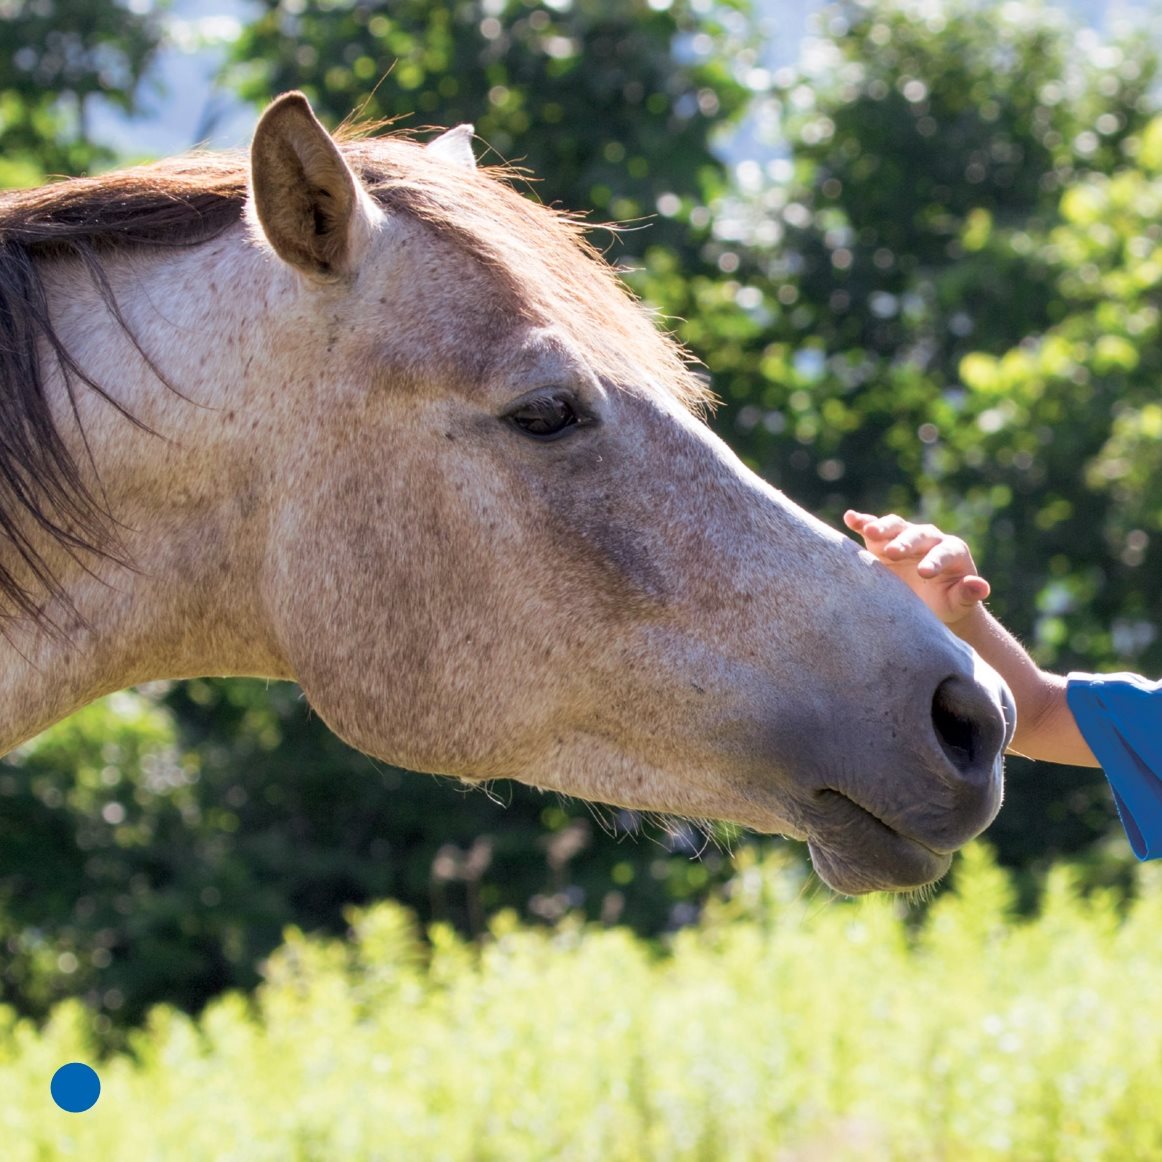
[[1066, 671, 1162, 860]]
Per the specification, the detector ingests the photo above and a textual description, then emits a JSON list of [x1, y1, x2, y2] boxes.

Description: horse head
[[244, 94, 1014, 893]]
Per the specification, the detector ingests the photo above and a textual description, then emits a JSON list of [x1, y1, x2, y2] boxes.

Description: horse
[[0, 91, 1014, 895]]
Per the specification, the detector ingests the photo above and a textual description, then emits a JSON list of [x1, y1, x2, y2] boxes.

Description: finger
[[915, 537, 973, 577], [945, 576, 991, 614], [957, 575, 991, 604], [861, 513, 910, 543], [845, 510, 906, 549], [884, 525, 944, 560]]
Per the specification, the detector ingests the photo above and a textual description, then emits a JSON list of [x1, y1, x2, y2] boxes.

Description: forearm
[[950, 606, 1099, 767]]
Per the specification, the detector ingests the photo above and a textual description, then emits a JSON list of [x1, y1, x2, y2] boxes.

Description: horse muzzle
[[793, 656, 1015, 895]]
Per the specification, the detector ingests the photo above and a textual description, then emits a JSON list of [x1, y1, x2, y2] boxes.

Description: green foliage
[[669, 0, 1159, 551], [5, 847, 1162, 1159], [0, 683, 754, 1032], [637, 0, 1162, 872], [0, 0, 164, 179]]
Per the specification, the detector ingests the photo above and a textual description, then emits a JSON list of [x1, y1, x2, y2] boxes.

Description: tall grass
[[2, 844, 1160, 1160]]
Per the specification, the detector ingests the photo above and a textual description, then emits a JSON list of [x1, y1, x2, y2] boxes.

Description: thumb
[[953, 575, 990, 611]]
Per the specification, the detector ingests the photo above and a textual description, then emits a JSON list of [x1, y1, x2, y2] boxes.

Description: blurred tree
[[670, 0, 1157, 526], [947, 118, 1162, 880], [641, 0, 1161, 885], [227, 0, 757, 261], [0, 0, 164, 182], [0, 679, 736, 1034]]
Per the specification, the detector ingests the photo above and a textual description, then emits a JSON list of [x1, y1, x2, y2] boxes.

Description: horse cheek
[[264, 461, 519, 777]]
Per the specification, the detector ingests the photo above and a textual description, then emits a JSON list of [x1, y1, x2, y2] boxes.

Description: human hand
[[843, 510, 990, 626]]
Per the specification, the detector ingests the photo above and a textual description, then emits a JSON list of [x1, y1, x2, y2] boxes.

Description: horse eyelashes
[[507, 394, 580, 440]]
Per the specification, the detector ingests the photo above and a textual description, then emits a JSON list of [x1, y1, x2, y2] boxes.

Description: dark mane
[[0, 134, 711, 626], [0, 155, 250, 626]]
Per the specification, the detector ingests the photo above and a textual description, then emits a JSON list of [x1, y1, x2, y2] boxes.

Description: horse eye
[[507, 394, 580, 440]]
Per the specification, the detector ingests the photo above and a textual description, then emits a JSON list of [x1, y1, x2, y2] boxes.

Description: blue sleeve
[[1066, 672, 1162, 860]]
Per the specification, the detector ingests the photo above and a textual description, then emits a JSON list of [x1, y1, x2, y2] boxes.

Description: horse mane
[[0, 131, 712, 626]]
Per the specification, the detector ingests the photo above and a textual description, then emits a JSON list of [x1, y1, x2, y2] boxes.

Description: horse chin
[[806, 825, 953, 896]]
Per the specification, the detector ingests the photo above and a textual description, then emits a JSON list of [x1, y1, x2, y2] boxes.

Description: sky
[[89, 0, 256, 157]]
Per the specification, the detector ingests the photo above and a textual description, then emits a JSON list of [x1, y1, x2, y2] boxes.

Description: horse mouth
[[804, 791, 953, 894]]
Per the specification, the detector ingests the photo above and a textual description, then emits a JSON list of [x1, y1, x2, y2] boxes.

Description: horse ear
[[426, 124, 477, 170], [249, 91, 374, 280]]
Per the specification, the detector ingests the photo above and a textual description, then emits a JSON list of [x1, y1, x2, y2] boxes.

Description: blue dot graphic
[[50, 1062, 101, 1113]]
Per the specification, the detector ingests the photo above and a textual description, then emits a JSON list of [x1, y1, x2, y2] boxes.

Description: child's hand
[[843, 510, 990, 626]]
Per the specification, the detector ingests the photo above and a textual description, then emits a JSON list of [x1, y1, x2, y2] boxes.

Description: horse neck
[[0, 231, 292, 754]]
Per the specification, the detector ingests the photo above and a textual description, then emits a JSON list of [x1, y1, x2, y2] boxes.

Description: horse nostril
[[931, 675, 1002, 778]]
